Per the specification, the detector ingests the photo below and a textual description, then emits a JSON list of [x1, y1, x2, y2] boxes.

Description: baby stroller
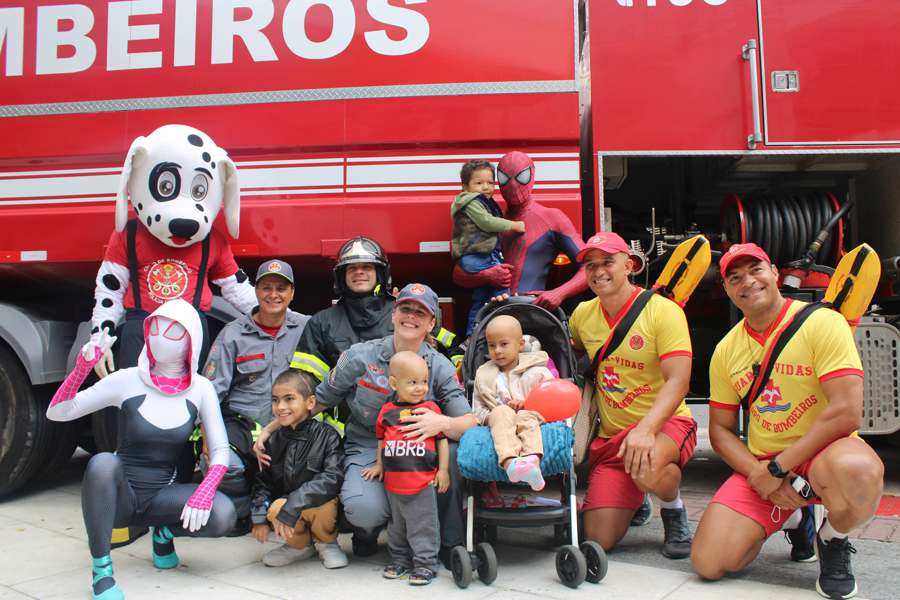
[[452, 297, 608, 589]]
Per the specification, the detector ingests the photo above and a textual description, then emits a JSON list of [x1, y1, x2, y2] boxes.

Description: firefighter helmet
[[333, 236, 392, 296]]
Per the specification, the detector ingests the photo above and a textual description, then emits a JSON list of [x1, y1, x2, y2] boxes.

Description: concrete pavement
[[2, 449, 897, 600]]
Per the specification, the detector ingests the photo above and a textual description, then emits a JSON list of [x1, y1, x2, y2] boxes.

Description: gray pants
[[387, 486, 440, 572], [340, 441, 464, 548]]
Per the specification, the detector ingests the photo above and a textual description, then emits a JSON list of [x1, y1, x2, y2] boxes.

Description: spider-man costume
[[453, 151, 587, 310]]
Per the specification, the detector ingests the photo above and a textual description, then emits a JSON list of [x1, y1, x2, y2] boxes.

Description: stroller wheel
[[475, 542, 497, 585], [450, 545, 473, 589], [581, 541, 608, 583], [555, 545, 586, 588]]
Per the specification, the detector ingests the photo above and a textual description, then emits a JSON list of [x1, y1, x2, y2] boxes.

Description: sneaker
[[315, 542, 349, 569], [151, 526, 179, 569], [786, 506, 817, 563], [506, 455, 545, 491], [262, 543, 316, 567], [408, 567, 436, 585], [351, 529, 379, 557], [660, 507, 692, 559], [382, 564, 411, 579], [816, 534, 858, 599], [630, 494, 653, 527]]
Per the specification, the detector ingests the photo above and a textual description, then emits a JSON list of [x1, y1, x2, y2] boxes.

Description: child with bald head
[[473, 315, 553, 490], [364, 351, 449, 585]]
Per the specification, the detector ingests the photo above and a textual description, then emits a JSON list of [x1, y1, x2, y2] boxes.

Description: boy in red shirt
[[364, 351, 450, 585]]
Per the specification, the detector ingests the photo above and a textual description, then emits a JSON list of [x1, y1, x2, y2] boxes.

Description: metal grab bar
[[742, 39, 762, 150]]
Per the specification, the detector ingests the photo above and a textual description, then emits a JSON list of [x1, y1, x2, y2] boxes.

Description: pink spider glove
[[182, 463, 227, 532], [50, 347, 102, 408], [452, 262, 513, 289]]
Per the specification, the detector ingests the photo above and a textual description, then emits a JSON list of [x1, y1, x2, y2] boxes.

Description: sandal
[[382, 564, 410, 579], [408, 567, 436, 586]]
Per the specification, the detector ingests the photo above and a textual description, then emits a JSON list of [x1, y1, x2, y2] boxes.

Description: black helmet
[[333, 236, 392, 296]]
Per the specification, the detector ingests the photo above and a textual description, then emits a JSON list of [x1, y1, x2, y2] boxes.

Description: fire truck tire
[[91, 407, 119, 453], [0, 345, 56, 497], [35, 417, 79, 480]]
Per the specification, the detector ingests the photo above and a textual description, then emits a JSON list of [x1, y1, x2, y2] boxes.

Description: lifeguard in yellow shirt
[[571, 232, 696, 559], [692, 243, 884, 600]]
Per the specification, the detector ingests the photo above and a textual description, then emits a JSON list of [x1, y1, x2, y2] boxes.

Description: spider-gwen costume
[[453, 151, 587, 311], [47, 299, 235, 600]]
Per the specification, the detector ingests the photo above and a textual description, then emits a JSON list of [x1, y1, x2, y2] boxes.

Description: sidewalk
[[0, 454, 892, 600]]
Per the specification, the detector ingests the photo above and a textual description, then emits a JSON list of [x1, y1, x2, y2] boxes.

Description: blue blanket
[[457, 422, 574, 481]]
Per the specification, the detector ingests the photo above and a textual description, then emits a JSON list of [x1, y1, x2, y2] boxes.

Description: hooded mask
[[137, 299, 203, 391]]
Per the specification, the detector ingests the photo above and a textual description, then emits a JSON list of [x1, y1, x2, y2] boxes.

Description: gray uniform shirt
[[204, 309, 310, 425], [316, 335, 470, 465]]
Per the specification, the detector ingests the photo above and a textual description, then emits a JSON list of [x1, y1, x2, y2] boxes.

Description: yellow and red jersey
[[709, 299, 864, 457], [570, 289, 693, 438]]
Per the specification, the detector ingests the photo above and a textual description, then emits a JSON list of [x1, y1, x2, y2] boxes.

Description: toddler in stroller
[[453, 297, 607, 589]]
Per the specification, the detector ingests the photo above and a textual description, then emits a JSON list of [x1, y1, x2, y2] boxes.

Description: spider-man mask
[[497, 151, 535, 207]]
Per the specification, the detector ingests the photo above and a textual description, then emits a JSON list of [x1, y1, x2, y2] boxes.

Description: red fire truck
[[1, 0, 898, 495]]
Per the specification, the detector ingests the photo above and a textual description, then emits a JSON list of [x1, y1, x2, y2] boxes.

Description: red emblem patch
[[629, 334, 644, 350], [146, 259, 189, 303], [267, 261, 281, 272], [410, 284, 426, 295]]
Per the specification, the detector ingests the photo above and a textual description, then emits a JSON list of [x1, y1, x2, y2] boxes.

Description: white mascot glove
[[82, 328, 117, 378], [180, 504, 211, 533]]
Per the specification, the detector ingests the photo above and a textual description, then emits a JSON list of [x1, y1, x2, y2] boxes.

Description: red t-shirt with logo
[[375, 399, 444, 495], [104, 226, 239, 312]]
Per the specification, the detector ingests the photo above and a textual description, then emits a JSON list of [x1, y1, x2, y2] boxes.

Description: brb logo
[[384, 439, 426, 457], [617, 0, 727, 6]]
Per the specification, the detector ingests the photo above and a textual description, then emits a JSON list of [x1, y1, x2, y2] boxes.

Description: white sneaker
[[316, 542, 349, 569], [263, 543, 315, 567]]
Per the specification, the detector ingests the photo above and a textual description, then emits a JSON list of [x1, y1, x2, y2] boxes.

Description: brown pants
[[266, 497, 338, 549], [489, 405, 544, 467]]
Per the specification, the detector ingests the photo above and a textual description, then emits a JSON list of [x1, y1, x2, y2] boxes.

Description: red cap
[[576, 232, 632, 263], [719, 243, 771, 278]]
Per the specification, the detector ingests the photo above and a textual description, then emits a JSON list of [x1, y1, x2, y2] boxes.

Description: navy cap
[[255, 259, 294, 285], [395, 283, 438, 316]]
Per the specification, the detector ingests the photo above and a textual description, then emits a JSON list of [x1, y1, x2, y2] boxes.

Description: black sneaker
[[660, 507, 692, 559], [351, 529, 379, 557], [816, 534, 857, 599], [785, 506, 817, 562], [630, 494, 653, 527], [408, 567, 436, 586]]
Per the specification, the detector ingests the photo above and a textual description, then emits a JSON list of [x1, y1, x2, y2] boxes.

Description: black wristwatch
[[767, 458, 788, 479]]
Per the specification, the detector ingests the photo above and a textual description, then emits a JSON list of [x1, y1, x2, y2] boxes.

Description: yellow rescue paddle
[[653, 235, 711, 305], [824, 243, 881, 328]]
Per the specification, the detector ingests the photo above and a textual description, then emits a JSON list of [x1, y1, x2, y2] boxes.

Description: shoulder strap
[[740, 302, 827, 410], [586, 289, 655, 386], [126, 219, 141, 311], [192, 233, 211, 308]]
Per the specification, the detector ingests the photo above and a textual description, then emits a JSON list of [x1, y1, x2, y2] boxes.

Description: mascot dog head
[[116, 124, 239, 247]]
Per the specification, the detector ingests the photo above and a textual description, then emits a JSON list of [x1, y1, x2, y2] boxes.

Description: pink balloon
[[524, 379, 581, 422]]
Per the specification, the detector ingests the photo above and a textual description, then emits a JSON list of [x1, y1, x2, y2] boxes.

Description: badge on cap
[[410, 284, 426, 295], [268, 261, 282, 272]]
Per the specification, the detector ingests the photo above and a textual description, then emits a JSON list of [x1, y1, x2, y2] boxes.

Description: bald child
[[473, 315, 553, 490]]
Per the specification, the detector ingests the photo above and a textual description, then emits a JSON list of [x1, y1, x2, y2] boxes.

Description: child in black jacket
[[250, 369, 347, 568]]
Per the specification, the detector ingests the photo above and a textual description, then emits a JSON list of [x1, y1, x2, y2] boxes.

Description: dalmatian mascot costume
[[453, 151, 588, 310], [88, 124, 256, 380], [48, 299, 235, 600]]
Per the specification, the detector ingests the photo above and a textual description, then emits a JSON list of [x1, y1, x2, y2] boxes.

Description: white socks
[[818, 519, 848, 542], [659, 492, 684, 510]]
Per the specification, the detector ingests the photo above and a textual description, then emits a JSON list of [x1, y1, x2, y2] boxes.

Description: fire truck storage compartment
[[600, 152, 900, 437]]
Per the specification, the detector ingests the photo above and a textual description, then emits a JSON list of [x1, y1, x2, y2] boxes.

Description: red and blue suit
[[453, 151, 587, 311]]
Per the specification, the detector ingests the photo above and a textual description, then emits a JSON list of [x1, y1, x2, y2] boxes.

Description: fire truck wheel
[[35, 417, 79, 480], [0, 345, 57, 497], [91, 407, 119, 453]]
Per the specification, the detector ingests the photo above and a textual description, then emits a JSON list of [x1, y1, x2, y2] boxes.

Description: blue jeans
[[460, 249, 508, 336]]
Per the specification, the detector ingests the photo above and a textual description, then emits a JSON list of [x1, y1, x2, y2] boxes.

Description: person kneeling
[[474, 315, 553, 491], [250, 369, 348, 569]]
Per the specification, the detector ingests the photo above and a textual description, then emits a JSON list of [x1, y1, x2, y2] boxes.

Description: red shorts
[[709, 455, 819, 538], [582, 415, 697, 512]]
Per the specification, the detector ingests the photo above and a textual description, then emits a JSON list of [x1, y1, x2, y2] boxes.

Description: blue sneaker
[[151, 526, 179, 569], [786, 506, 817, 563], [630, 494, 653, 527]]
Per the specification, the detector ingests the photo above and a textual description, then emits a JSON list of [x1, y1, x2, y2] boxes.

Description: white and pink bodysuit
[[48, 299, 234, 600]]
